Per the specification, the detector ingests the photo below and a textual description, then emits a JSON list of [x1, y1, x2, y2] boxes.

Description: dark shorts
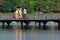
[[22, 14, 27, 19]]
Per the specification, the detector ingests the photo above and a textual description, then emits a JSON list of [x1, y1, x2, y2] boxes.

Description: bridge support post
[[7, 22, 10, 26], [6, 21, 11, 26], [2, 22, 4, 26], [58, 22, 60, 30], [26, 22, 28, 26], [39, 22, 41, 29], [24, 21, 29, 26], [39, 22, 41, 26], [44, 22, 46, 27], [21, 22, 23, 26], [42, 21, 47, 30], [44, 22, 47, 30]]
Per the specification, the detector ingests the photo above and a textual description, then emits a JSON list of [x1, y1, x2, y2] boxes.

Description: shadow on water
[[0, 25, 60, 30], [0, 25, 13, 30]]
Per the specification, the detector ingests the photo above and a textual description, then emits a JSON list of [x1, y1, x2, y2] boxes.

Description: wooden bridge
[[0, 13, 60, 20], [0, 13, 60, 29]]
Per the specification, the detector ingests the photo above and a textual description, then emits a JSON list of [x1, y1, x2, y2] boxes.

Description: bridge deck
[[0, 13, 60, 27], [0, 13, 60, 20]]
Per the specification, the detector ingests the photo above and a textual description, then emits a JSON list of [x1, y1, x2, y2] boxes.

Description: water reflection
[[15, 26, 60, 40], [0, 28, 15, 40], [0, 26, 60, 40], [15, 27, 22, 40]]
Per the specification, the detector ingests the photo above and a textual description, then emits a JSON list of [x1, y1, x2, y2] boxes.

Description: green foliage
[[0, 0, 60, 13]]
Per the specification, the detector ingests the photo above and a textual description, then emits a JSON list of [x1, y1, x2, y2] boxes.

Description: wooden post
[[7, 22, 10, 26], [58, 22, 60, 29], [39, 22, 41, 29], [39, 22, 41, 27], [42, 21, 47, 30], [58, 22, 59, 27], [26, 22, 28, 26], [2, 21, 4, 26], [44, 22, 46, 27], [21, 22, 23, 26], [8, 23, 10, 26]]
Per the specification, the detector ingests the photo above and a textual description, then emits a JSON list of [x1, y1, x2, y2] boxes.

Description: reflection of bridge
[[0, 13, 60, 28]]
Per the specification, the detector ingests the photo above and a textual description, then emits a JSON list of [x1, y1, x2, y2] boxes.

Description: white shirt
[[24, 9, 27, 14]]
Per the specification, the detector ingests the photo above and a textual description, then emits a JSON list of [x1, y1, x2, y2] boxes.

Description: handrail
[[0, 13, 60, 20]]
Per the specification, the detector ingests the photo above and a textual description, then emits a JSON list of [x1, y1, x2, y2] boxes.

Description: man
[[23, 8, 27, 20]]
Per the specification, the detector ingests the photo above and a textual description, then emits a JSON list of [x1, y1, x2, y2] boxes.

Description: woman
[[15, 7, 22, 20]]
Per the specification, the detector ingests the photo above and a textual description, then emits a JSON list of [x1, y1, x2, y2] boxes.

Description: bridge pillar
[[6, 21, 11, 26], [44, 22, 46, 27], [58, 22, 60, 29], [39, 22, 41, 29], [24, 21, 30, 26], [39, 22, 41, 26], [7, 22, 10, 26], [24, 22, 29, 29], [26, 22, 28, 26], [43, 22, 47, 30], [21, 22, 23, 26], [42, 21, 47, 30], [2, 22, 4, 26]]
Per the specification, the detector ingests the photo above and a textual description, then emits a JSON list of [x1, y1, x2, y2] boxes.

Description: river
[[0, 27, 60, 40], [0, 20, 59, 40]]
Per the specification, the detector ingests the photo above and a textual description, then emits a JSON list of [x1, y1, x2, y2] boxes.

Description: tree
[[0, 0, 60, 13]]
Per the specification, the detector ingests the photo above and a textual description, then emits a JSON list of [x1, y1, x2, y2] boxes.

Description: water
[[0, 27, 60, 40], [22, 30, 60, 40], [0, 29, 15, 40]]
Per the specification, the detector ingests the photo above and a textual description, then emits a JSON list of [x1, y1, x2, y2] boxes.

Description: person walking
[[18, 8, 22, 20], [15, 7, 22, 20], [23, 8, 27, 20]]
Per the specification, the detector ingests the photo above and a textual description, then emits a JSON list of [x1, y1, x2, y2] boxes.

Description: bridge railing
[[0, 13, 15, 20], [0, 13, 60, 20], [27, 13, 60, 20]]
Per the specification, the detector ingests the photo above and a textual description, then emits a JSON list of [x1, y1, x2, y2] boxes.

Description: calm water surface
[[0, 27, 60, 40]]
